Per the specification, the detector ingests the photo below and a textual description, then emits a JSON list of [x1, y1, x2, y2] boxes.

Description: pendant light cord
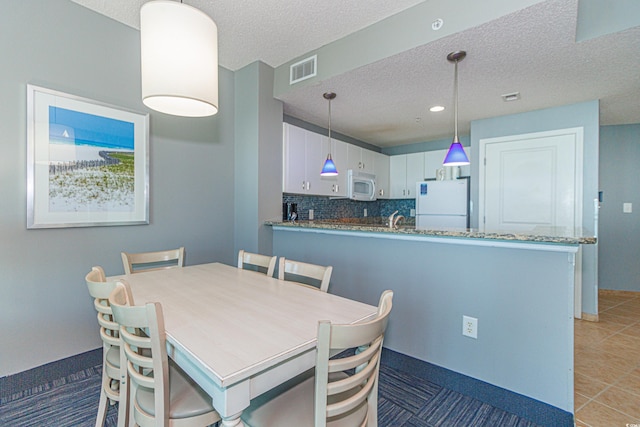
[[453, 58, 459, 143], [323, 92, 336, 157], [328, 97, 332, 156]]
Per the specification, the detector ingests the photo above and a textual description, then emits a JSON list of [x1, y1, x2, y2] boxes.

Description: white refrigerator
[[415, 178, 469, 229]]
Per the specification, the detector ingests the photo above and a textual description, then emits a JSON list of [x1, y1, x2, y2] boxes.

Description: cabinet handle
[[407, 189, 411, 196], [403, 189, 406, 196], [302, 181, 306, 190]]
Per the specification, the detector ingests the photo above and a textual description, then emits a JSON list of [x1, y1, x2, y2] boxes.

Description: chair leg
[[95, 384, 109, 427], [116, 372, 128, 427]]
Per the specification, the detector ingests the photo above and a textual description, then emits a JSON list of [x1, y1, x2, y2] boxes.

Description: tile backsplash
[[282, 194, 415, 222]]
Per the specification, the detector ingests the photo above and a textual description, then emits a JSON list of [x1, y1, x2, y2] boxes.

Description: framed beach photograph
[[26, 84, 149, 228]]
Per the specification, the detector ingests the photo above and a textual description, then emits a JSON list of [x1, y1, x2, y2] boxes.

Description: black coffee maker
[[282, 203, 298, 221]]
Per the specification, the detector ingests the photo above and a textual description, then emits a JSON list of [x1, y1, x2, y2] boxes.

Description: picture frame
[[26, 84, 149, 229]]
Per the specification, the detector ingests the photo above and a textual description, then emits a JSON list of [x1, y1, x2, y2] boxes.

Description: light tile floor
[[575, 291, 640, 427]]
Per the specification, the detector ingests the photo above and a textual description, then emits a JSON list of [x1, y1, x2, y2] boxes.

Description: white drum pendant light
[[140, 1, 218, 117]]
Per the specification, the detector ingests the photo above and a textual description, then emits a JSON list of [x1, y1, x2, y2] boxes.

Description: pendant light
[[443, 51, 470, 166], [140, 0, 218, 117], [320, 92, 338, 176]]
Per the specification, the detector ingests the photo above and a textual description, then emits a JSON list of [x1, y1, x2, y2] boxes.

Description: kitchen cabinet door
[[360, 148, 374, 173], [283, 123, 308, 193], [424, 150, 444, 179], [304, 130, 327, 195], [373, 151, 390, 199], [347, 145, 374, 172], [389, 155, 407, 198], [346, 144, 362, 171], [389, 153, 425, 198], [405, 152, 425, 198], [327, 139, 348, 196]]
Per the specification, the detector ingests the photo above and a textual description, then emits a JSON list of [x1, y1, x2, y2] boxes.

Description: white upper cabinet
[[283, 123, 347, 196], [283, 123, 308, 194], [389, 153, 425, 199], [347, 144, 374, 173], [325, 139, 348, 197], [372, 151, 390, 199]]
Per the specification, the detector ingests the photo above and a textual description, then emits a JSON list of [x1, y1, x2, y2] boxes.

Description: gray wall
[[469, 101, 600, 315], [0, 0, 236, 376], [598, 124, 640, 291], [234, 62, 283, 257], [273, 229, 576, 411]]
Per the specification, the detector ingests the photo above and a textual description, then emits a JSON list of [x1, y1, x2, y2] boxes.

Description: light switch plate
[[623, 203, 632, 213]]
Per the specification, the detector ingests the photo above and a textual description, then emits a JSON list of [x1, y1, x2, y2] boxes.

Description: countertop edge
[[266, 221, 596, 247]]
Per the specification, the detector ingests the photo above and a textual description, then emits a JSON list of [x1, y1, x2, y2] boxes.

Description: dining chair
[[237, 249, 277, 277], [241, 289, 393, 427], [277, 257, 333, 292], [85, 266, 129, 427], [108, 281, 221, 427], [121, 246, 185, 274]]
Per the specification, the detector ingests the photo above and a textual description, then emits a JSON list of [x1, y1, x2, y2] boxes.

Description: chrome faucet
[[388, 211, 404, 229], [388, 211, 398, 228]]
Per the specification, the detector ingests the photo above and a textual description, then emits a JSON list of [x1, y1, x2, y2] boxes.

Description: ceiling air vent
[[290, 55, 317, 85]]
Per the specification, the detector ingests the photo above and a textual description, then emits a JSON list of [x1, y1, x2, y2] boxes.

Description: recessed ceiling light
[[430, 105, 445, 112], [501, 92, 520, 102]]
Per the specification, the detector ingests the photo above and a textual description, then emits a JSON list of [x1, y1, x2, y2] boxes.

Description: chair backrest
[[121, 247, 185, 274], [277, 258, 333, 292], [237, 250, 277, 277], [85, 266, 120, 349], [314, 290, 393, 427], [109, 282, 169, 425]]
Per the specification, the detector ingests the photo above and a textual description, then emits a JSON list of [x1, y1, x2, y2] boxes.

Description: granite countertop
[[266, 218, 597, 245]]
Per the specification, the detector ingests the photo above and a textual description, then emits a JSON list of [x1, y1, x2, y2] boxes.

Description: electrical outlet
[[410, 208, 416, 217], [462, 315, 478, 339], [308, 209, 314, 220], [364, 208, 368, 217]]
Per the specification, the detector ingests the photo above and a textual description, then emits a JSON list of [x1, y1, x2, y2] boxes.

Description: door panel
[[483, 132, 578, 232]]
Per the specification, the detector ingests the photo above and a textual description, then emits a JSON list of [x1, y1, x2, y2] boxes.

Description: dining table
[[111, 262, 378, 427]]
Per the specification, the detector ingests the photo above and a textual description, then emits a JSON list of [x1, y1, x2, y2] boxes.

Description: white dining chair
[[237, 249, 277, 277], [241, 289, 393, 427], [121, 247, 185, 274], [278, 257, 333, 292], [109, 281, 221, 427], [85, 266, 129, 427]]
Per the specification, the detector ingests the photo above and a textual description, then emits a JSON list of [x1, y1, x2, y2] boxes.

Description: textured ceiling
[[70, 0, 426, 70], [72, 0, 640, 147]]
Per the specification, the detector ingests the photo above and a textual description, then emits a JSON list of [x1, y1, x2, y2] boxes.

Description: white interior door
[[480, 129, 583, 232], [479, 128, 584, 317]]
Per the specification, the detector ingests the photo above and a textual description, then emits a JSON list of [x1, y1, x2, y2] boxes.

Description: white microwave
[[347, 169, 377, 201]]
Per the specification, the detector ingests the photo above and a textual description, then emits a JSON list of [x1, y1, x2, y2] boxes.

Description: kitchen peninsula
[[268, 219, 597, 420]]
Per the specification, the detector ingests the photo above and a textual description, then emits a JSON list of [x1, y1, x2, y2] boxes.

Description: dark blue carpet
[[0, 350, 544, 427]]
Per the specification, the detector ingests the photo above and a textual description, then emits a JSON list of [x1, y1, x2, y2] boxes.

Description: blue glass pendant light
[[443, 51, 470, 166], [321, 92, 339, 176]]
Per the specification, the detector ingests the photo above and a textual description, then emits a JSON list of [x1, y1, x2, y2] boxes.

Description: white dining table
[[111, 262, 377, 427]]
